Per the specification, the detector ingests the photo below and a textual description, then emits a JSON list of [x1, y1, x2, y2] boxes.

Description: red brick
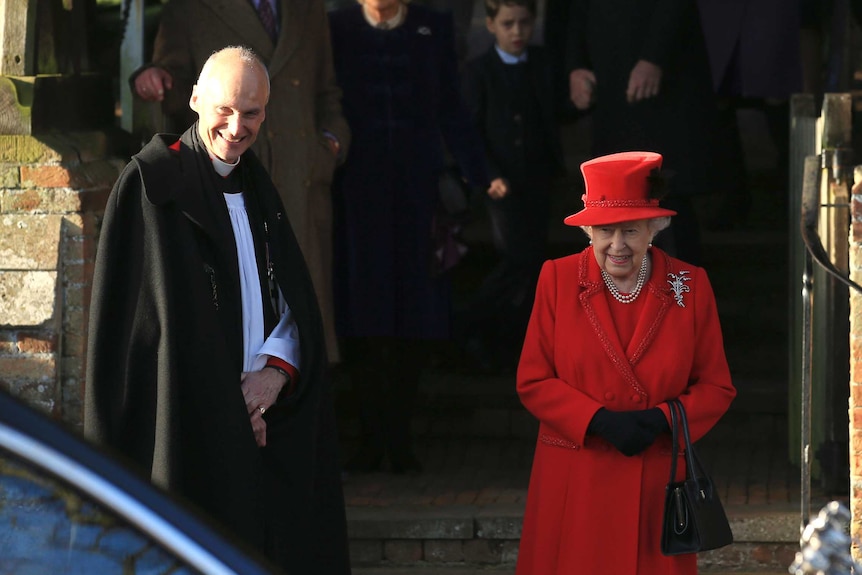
[[21, 165, 90, 189], [750, 544, 777, 564], [424, 540, 463, 563], [432, 492, 456, 506], [17, 334, 56, 354], [851, 383, 862, 410], [851, 431, 862, 461], [455, 490, 478, 505], [463, 539, 503, 564], [9, 189, 43, 211], [0, 356, 55, 379], [348, 540, 382, 565], [383, 540, 422, 563], [853, 219, 862, 244]]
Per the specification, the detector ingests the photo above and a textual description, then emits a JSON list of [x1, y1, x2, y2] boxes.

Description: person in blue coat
[[329, 0, 489, 473]]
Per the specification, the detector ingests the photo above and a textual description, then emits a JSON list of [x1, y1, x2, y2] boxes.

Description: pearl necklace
[[601, 255, 648, 304]]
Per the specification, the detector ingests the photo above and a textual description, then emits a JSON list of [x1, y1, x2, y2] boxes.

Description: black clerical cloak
[[85, 126, 350, 574]]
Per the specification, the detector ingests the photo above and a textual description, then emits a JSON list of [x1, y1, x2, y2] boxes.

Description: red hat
[[564, 151, 677, 226]]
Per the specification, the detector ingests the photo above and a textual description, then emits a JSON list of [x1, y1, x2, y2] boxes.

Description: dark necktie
[[255, 0, 278, 42]]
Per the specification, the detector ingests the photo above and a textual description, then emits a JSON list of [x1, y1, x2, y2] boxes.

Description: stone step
[[346, 504, 801, 573]]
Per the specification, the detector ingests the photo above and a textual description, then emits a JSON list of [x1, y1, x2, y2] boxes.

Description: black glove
[[633, 407, 670, 435], [587, 407, 668, 456]]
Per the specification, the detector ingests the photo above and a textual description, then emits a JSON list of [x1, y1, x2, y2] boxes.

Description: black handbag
[[660, 399, 733, 555]]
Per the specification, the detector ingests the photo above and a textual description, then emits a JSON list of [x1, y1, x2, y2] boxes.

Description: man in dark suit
[[567, 0, 720, 265], [86, 47, 350, 574], [460, 0, 565, 372]]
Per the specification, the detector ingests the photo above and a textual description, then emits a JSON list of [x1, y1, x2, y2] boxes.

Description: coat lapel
[[628, 248, 675, 367], [579, 248, 674, 399], [205, 0, 278, 57], [136, 134, 222, 244], [269, 0, 308, 77]]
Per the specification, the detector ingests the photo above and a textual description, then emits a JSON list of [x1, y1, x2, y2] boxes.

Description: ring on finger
[[258, 405, 266, 415]]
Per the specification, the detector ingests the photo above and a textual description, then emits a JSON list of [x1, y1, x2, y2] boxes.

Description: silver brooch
[[667, 271, 691, 307], [417, 26, 431, 35]]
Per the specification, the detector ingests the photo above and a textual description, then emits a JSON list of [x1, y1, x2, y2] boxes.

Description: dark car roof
[[0, 389, 278, 575]]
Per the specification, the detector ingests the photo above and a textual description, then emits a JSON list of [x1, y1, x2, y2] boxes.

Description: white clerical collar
[[211, 154, 240, 178], [495, 44, 529, 64], [363, 3, 406, 29]]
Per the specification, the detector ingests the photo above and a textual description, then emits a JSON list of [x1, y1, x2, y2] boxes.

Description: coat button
[[604, 392, 614, 401], [631, 395, 642, 403], [513, 114, 522, 123], [292, 78, 301, 87], [268, 130, 275, 139], [304, 179, 311, 187], [513, 138, 522, 147]]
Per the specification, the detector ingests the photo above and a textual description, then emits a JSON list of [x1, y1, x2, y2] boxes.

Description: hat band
[[582, 197, 661, 208]]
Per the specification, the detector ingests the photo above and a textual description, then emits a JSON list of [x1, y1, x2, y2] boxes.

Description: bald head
[[190, 47, 270, 163], [197, 46, 271, 101]]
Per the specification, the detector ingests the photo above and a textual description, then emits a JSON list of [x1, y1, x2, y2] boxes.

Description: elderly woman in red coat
[[515, 151, 736, 574]]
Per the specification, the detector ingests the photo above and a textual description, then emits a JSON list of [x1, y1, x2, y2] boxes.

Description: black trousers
[[343, 337, 426, 462], [460, 176, 550, 360]]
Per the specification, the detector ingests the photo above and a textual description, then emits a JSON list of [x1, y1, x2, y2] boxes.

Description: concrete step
[[346, 503, 803, 573]]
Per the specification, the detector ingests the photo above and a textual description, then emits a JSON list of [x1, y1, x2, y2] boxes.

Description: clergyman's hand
[[241, 368, 288, 447]]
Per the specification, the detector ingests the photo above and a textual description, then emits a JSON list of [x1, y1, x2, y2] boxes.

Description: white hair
[[580, 217, 671, 240]]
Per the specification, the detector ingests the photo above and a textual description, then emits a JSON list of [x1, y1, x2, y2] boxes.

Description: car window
[[0, 452, 199, 574]]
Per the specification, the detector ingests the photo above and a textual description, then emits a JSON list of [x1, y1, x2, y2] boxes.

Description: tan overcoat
[[149, 0, 350, 360]]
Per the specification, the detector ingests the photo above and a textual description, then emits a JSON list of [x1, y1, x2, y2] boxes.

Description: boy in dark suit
[[460, 0, 565, 372]]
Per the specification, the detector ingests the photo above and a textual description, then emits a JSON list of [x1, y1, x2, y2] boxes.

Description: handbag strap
[[670, 399, 707, 484], [667, 399, 680, 484]]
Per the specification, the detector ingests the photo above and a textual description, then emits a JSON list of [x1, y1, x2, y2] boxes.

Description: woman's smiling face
[[590, 219, 653, 283]]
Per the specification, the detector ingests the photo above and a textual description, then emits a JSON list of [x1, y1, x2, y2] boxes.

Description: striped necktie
[[255, 0, 278, 42]]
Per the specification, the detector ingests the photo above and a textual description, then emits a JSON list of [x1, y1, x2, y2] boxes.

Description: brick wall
[[0, 132, 122, 428], [851, 173, 862, 552]]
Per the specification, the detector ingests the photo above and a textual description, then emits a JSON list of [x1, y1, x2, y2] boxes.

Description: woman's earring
[[589, 240, 592, 245]]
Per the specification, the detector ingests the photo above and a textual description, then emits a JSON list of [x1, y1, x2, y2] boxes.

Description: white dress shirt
[[214, 156, 301, 374]]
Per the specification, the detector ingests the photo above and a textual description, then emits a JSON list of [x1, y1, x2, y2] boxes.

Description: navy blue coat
[[329, 4, 488, 339], [464, 45, 564, 184]]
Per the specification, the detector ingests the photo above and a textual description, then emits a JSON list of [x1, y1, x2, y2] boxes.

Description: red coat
[[515, 247, 736, 575]]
